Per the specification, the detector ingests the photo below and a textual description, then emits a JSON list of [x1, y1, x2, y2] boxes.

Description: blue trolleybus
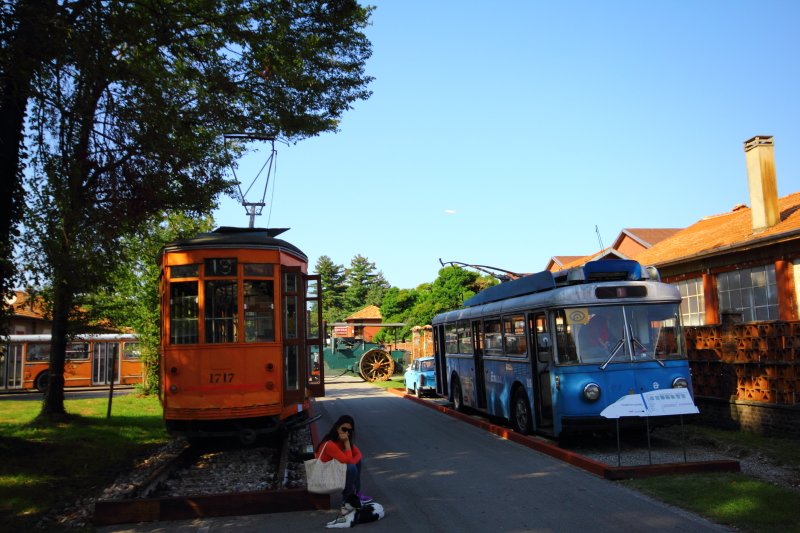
[[431, 260, 693, 437]]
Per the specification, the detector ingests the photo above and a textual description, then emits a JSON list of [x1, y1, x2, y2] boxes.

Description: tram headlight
[[169, 384, 178, 394], [583, 382, 601, 402], [672, 377, 689, 388]]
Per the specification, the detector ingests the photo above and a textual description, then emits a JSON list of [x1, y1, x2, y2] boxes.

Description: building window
[[717, 265, 778, 322], [674, 278, 705, 326]]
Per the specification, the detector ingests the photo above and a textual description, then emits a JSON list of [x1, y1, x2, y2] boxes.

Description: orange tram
[[158, 227, 324, 443]]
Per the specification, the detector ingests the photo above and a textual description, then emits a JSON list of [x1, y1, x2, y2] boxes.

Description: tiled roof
[[616, 228, 683, 248], [6, 291, 48, 320], [346, 305, 383, 320], [548, 256, 584, 269], [636, 192, 800, 266]]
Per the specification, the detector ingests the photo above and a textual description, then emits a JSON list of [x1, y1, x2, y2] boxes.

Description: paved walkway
[[100, 376, 728, 532]]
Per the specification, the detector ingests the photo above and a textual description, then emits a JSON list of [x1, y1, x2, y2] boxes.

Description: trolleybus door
[[282, 268, 307, 407], [304, 274, 325, 397], [1, 343, 23, 389], [472, 320, 487, 409], [92, 342, 119, 385], [433, 325, 448, 397], [530, 312, 553, 430]]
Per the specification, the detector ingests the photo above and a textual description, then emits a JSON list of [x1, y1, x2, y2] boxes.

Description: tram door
[[304, 274, 325, 398], [282, 268, 307, 407], [472, 320, 487, 409], [92, 342, 119, 385], [1, 343, 23, 389], [530, 312, 553, 430]]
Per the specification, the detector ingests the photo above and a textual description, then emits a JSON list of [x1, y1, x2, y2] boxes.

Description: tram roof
[[160, 226, 307, 262]]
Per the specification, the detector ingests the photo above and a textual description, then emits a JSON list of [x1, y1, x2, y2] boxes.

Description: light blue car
[[404, 356, 436, 397]]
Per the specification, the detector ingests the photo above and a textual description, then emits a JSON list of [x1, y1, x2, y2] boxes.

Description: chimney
[[743, 135, 780, 232]]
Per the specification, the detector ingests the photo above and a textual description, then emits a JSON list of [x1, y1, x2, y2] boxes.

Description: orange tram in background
[[1, 334, 142, 392], [158, 227, 324, 443]]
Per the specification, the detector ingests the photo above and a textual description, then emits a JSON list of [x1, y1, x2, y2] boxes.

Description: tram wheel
[[358, 350, 395, 382], [511, 388, 533, 435], [452, 378, 464, 412]]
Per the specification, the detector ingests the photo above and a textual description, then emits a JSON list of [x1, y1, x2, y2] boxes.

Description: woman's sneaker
[[356, 491, 373, 504]]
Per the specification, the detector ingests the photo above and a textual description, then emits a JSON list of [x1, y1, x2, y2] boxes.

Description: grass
[[624, 473, 800, 532], [370, 376, 405, 390], [0, 394, 169, 531]]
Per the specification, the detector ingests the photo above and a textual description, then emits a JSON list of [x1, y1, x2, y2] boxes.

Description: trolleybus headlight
[[583, 383, 601, 402], [672, 377, 689, 388]]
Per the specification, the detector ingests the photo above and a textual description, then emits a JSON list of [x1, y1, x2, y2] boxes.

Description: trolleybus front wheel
[[511, 388, 533, 435]]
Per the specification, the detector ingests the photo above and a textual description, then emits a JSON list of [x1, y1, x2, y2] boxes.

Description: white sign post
[[600, 389, 699, 466]]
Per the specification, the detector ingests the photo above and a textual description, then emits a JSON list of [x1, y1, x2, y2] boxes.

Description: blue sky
[[213, 1, 800, 289]]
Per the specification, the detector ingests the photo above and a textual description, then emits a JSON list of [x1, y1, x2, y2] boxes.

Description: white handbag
[[304, 441, 347, 494]]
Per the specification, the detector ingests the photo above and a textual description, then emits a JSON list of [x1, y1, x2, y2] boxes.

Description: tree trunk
[[39, 273, 72, 419], [0, 0, 60, 293]]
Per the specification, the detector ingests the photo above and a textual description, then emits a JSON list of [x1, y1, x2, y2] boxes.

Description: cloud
[[444, 209, 457, 215]]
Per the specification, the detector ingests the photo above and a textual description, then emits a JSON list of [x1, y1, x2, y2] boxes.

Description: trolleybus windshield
[[556, 303, 684, 366]]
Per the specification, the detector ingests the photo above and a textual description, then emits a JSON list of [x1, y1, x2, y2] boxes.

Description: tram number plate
[[209, 373, 235, 383]]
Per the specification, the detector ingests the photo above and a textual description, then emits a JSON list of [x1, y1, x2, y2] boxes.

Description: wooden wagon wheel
[[358, 349, 395, 382]]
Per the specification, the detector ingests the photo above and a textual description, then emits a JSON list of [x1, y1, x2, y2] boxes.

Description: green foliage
[[373, 267, 495, 342], [343, 254, 389, 312], [15, 0, 374, 418], [316, 255, 348, 324], [84, 211, 216, 393]]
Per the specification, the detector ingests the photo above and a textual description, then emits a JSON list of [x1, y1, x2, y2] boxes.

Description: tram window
[[444, 324, 457, 354], [244, 263, 274, 277], [306, 300, 320, 339], [66, 342, 89, 360], [26, 343, 50, 362], [205, 280, 238, 343], [170, 264, 198, 278], [484, 319, 503, 356], [457, 321, 473, 354], [308, 346, 321, 384], [503, 315, 527, 356], [285, 345, 299, 390], [123, 342, 141, 360], [170, 281, 199, 344], [284, 295, 298, 339], [244, 280, 275, 342], [204, 258, 237, 277]]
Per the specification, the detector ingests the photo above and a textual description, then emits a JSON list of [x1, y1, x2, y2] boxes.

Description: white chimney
[[743, 135, 780, 232]]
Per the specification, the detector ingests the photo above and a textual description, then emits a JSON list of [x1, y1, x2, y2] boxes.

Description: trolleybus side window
[[444, 323, 457, 354], [66, 342, 89, 360], [553, 310, 577, 364], [205, 280, 238, 343], [170, 281, 198, 344], [530, 313, 551, 362], [457, 320, 472, 355], [503, 315, 527, 356], [244, 280, 275, 342], [484, 318, 502, 356]]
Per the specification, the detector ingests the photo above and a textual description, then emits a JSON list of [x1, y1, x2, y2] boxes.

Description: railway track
[[93, 423, 327, 526]]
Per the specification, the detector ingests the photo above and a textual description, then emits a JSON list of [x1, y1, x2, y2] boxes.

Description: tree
[[20, 1, 373, 421], [84, 211, 215, 393], [342, 254, 389, 314], [315, 255, 347, 324]]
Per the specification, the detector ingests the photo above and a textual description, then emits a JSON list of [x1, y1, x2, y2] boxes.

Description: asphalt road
[[0, 387, 133, 401], [100, 376, 728, 533]]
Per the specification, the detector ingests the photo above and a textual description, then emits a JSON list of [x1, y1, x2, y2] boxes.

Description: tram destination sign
[[600, 388, 699, 419]]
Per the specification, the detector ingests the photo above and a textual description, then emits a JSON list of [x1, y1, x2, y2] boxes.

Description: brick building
[[552, 136, 800, 436]]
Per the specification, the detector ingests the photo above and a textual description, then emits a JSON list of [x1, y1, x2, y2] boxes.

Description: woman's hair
[[318, 414, 356, 450]]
